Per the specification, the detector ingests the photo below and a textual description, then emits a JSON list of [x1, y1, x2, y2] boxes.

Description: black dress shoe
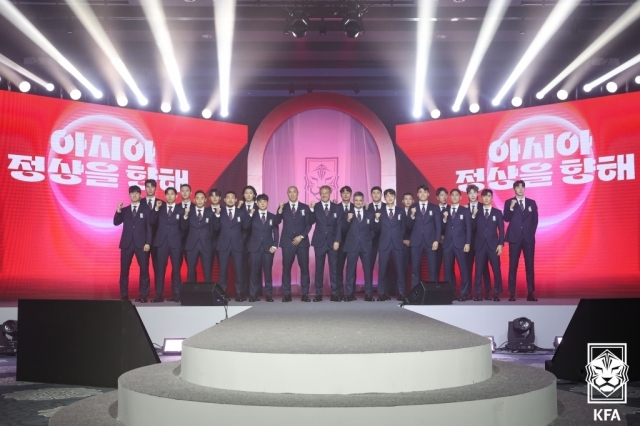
[[509, 293, 516, 301], [527, 293, 538, 302], [135, 297, 148, 303], [235, 295, 243, 302], [150, 295, 164, 303], [301, 295, 311, 302], [365, 295, 375, 302], [249, 296, 260, 302], [493, 294, 501, 302], [473, 295, 482, 302], [338, 293, 346, 301], [457, 294, 469, 302], [121, 296, 129, 301], [282, 294, 292, 302], [313, 295, 323, 302], [484, 293, 492, 301], [397, 294, 406, 301], [330, 295, 341, 302], [345, 295, 356, 302], [168, 295, 180, 302], [266, 295, 274, 302], [376, 294, 386, 301]]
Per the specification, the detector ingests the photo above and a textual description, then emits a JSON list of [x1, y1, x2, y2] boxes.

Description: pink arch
[[247, 93, 396, 193]]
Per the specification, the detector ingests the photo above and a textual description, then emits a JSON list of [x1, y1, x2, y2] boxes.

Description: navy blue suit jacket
[[377, 206, 406, 251], [406, 202, 442, 247], [309, 202, 343, 247], [276, 202, 312, 248], [247, 211, 280, 253], [343, 210, 379, 253], [181, 207, 215, 251], [150, 204, 184, 249], [443, 206, 472, 249], [503, 197, 538, 244], [114, 205, 152, 249], [213, 207, 250, 252], [473, 207, 505, 251]]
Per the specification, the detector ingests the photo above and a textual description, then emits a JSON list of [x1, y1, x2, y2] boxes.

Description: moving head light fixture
[[285, 3, 369, 38]]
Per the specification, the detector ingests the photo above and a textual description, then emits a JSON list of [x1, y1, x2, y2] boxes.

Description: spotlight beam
[[412, 0, 437, 118], [64, 0, 147, 104], [452, 0, 510, 112], [537, 1, 640, 98], [491, 0, 581, 106], [584, 51, 640, 91], [140, 0, 189, 111], [0, 0, 102, 97], [0, 52, 54, 90], [214, 0, 236, 117]]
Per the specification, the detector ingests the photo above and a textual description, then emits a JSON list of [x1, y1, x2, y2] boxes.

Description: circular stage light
[[116, 97, 129, 107], [635, 76, 640, 84], [161, 102, 171, 113], [430, 109, 441, 119], [606, 81, 617, 93], [138, 97, 149, 106], [202, 108, 212, 119], [557, 89, 568, 100], [70, 89, 81, 100], [412, 108, 422, 119], [535, 92, 544, 100], [93, 90, 103, 99], [469, 103, 480, 114], [180, 103, 190, 112], [46, 83, 55, 92], [19, 81, 31, 92], [511, 97, 522, 107]]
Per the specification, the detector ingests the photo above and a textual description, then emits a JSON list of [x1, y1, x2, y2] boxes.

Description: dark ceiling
[[0, 0, 639, 136]]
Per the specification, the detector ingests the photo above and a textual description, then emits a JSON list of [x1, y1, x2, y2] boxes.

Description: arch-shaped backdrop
[[248, 93, 396, 194]]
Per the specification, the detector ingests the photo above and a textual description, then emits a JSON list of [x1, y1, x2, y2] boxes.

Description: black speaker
[[404, 281, 454, 305], [545, 298, 640, 382], [180, 282, 228, 306], [16, 299, 159, 388]]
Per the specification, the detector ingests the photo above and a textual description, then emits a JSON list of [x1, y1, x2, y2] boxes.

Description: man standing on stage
[[472, 189, 504, 301], [343, 192, 380, 301], [150, 187, 183, 303], [114, 185, 152, 302], [401, 192, 414, 295], [407, 185, 441, 285], [143, 179, 162, 287], [336, 186, 354, 300], [181, 190, 215, 283], [503, 180, 539, 302], [247, 194, 280, 302], [179, 184, 192, 210], [435, 187, 450, 281], [366, 186, 384, 291], [208, 188, 222, 279], [277, 186, 312, 302], [375, 189, 406, 301], [466, 184, 491, 299], [213, 191, 250, 301], [239, 186, 257, 296], [442, 189, 472, 301], [309, 185, 343, 302]]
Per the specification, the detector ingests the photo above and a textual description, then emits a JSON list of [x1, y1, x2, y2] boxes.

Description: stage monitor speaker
[[545, 298, 640, 382], [404, 281, 454, 305], [16, 299, 159, 388], [180, 282, 227, 306]]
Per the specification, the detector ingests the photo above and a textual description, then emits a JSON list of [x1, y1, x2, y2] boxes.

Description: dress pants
[[156, 243, 182, 296], [378, 248, 404, 295], [444, 245, 470, 295], [281, 245, 310, 295], [474, 245, 503, 294], [314, 242, 338, 296], [218, 248, 244, 294], [120, 245, 150, 297], [410, 243, 438, 286], [345, 249, 373, 296], [508, 239, 535, 294], [185, 240, 213, 283], [467, 249, 491, 294], [336, 243, 348, 295], [250, 249, 274, 297]]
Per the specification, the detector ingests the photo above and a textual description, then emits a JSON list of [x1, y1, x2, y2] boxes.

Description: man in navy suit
[[181, 190, 215, 283], [246, 194, 280, 302], [276, 186, 312, 302], [406, 185, 442, 286], [435, 187, 450, 281], [375, 189, 406, 301], [309, 185, 343, 302], [343, 192, 380, 301], [472, 189, 504, 301], [179, 183, 193, 265], [142, 179, 163, 285], [466, 184, 492, 299], [401, 192, 414, 295], [503, 180, 539, 302], [442, 188, 472, 301], [113, 185, 152, 302], [366, 186, 384, 292], [213, 190, 250, 301], [336, 186, 354, 299], [208, 188, 222, 280], [150, 187, 183, 303], [239, 185, 258, 296]]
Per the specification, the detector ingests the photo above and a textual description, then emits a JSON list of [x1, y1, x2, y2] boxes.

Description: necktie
[[421, 204, 426, 215], [375, 204, 380, 212], [291, 205, 296, 216], [441, 206, 445, 213], [148, 199, 152, 209], [344, 205, 348, 212], [261, 213, 266, 224], [132, 206, 137, 216], [451, 208, 457, 218], [357, 211, 362, 222], [389, 209, 393, 219], [324, 204, 329, 216], [168, 206, 173, 217], [485, 209, 489, 219], [183, 204, 187, 209], [228, 209, 233, 221], [519, 199, 524, 211], [197, 210, 202, 222]]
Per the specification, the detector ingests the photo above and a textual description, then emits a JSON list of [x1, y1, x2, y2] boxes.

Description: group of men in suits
[[115, 179, 538, 303]]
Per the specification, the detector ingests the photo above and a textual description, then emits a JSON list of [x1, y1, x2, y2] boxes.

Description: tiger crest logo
[[585, 344, 629, 404]]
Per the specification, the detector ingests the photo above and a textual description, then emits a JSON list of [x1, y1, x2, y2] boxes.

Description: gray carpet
[[185, 303, 490, 354]]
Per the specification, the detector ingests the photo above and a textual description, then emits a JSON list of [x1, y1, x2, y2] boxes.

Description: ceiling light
[[511, 97, 523, 107], [430, 109, 441, 119], [557, 89, 568, 100], [635, 76, 640, 84], [343, 8, 365, 38], [160, 102, 171, 113], [18, 81, 31, 92], [45, 83, 54, 91], [70, 89, 81, 100], [451, 17, 459, 22], [116, 96, 128, 107], [202, 108, 212, 119], [289, 10, 309, 38], [469, 103, 480, 113], [606, 81, 617, 93]]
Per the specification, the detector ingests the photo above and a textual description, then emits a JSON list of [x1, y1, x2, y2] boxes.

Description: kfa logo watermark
[[586, 343, 629, 421]]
